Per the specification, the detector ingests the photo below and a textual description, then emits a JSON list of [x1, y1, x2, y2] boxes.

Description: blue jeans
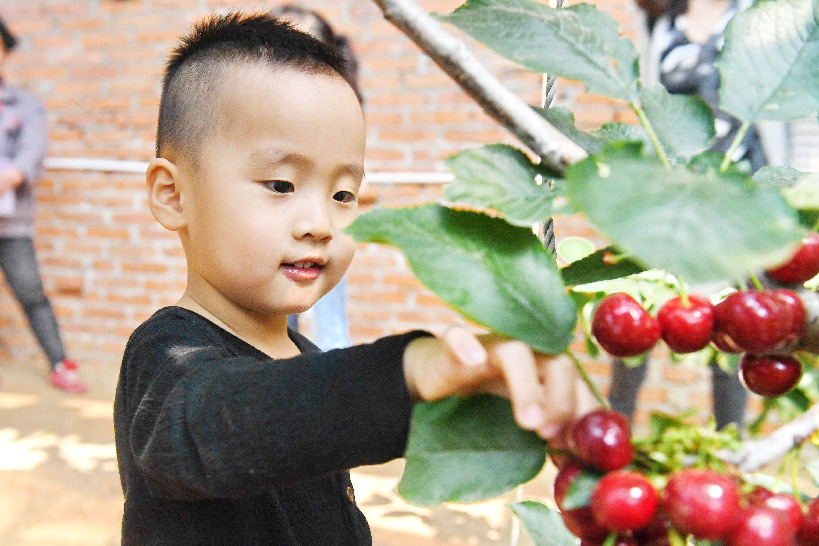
[[0, 237, 66, 368], [608, 356, 747, 430], [287, 276, 350, 351]]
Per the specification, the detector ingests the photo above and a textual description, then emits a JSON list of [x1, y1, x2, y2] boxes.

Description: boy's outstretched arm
[[403, 326, 583, 440]]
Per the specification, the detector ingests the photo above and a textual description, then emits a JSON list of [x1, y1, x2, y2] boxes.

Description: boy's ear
[[146, 158, 185, 231]]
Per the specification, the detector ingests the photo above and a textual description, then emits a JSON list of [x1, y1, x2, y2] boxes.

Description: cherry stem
[[643, 272, 668, 312], [720, 121, 751, 172], [748, 271, 764, 291], [632, 102, 671, 169], [565, 349, 609, 409], [792, 443, 805, 508], [775, 448, 793, 490], [672, 273, 689, 307], [667, 527, 687, 546], [602, 532, 618, 546]]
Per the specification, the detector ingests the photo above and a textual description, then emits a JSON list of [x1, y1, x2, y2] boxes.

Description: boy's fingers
[[535, 356, 580, 439], [442, 326, 487, 368], [486, 339, 548, 431]]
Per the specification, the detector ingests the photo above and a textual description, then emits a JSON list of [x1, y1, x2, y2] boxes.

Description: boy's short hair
[[156, 11, 356, 161]]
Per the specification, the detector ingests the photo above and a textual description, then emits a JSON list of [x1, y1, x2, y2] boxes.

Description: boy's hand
[[404, 326, 584, 440]]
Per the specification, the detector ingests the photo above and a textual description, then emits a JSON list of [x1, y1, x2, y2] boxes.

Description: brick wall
[[0, 0, 814, 426]]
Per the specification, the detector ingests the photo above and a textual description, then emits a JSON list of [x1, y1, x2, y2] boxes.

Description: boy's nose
[[292, 199, 333, 241]]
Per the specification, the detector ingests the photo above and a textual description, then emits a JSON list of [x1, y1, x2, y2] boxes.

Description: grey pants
[[0, 237, 66, 368], [608, 357, 747, 430]]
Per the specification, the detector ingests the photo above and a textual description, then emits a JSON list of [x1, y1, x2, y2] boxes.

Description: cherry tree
[[350, 0, 819, 543]]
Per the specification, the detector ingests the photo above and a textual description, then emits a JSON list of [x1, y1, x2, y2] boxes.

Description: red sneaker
[[49, 359, 87, 394]]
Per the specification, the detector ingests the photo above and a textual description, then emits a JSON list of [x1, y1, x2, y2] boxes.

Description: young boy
[[114, 12, 581, 545]]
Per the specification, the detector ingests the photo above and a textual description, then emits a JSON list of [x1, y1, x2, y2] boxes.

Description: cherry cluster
[[551, 408, 819, 545], [589, 232, 819, 400], [590, 287, 806, 397], [589, 234, 819, 397]]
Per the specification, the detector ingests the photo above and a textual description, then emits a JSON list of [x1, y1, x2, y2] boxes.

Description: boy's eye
[[334, 191, 356, 203], [263, 180, 294, 194]]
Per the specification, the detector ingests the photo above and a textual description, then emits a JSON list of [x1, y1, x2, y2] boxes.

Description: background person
[[609, 0, 789, 429], [0, 17, 86, 394]]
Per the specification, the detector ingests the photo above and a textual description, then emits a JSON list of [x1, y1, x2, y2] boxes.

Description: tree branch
[[372, 0, 588, 174], [373, 0, 819, 479], [719, 403, 819, 472]]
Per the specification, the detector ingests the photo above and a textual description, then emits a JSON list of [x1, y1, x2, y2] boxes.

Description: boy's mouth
[[281, 260, 325, 282]]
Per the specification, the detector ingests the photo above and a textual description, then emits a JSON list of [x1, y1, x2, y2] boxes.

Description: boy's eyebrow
[[247, 148, 365, 181]]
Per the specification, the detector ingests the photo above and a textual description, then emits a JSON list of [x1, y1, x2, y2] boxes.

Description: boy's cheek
[[335, 231, 357, 257]]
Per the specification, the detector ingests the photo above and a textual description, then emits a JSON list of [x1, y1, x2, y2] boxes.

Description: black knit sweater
[[114, 306, 428, 545]]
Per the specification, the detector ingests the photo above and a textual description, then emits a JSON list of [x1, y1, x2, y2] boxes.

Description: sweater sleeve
[[119, 313, 430, 501], [11, 90, 47, 184]]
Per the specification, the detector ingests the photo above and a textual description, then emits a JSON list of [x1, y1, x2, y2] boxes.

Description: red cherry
[[771, 288, 807, 344], [753, 491, 804, 529], [657, 294, 715, 353], [661, 469, 741, 540], [553, 459, 609, 542], [739, 353, 803, 397], [639, 539, 672, 546], [632, 508, 672, 542], [591, 293, 661, 357], [712, 329, 744, 353], [569, 408, 634, 472], [767, 233, 819, 284], [797, 497, 819, 545], [591, 470, 658, 532], [724, 505, 795, 546], [713, 291, 795, 353], [746, 485, 775, 504]]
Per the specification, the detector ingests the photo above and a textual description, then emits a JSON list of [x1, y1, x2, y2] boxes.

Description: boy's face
[[176, 64, 365, 323]]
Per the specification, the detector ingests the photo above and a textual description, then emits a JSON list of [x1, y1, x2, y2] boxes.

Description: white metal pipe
[[43, 157, 454, 184]]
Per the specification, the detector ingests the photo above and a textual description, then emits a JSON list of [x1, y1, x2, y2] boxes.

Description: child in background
[[114, 12, 581, 545]]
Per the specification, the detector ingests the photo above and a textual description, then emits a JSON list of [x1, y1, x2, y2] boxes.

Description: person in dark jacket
[[114, 12, 583, 545], [0, 17, 86, 393]]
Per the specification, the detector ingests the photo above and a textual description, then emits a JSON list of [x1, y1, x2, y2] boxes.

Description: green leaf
[[435, 0, 640, 101], [347, 205, 578, 354], [591, 122, 653, 150], [780, 172, 819, 210], [561, 467, 603, 509], [716, 0, 819, 122], [398, 395, 546, 505], [806, 458, 819, 489], [564, 143, 803, 283], [639, 84, 715, 157], [753, 167, 819, 227], [535, 106, 604, 154], [649, 412, 689, 438], [509, 501, 578, 546], [443, 144, 564, 226], [753, 165, 805, 189], [560, 247, 646, 286]]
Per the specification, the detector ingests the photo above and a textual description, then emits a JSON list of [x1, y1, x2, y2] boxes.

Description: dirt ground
[[0, 359, 558, 546]]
